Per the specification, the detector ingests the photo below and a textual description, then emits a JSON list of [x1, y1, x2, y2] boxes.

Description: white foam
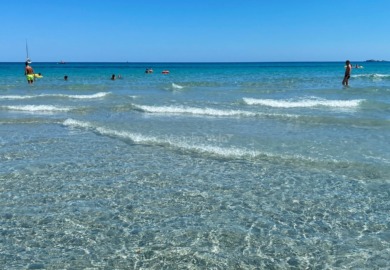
[[172, 83, 184, 89], [243, 97, 363, 108], [63, 119, 264, 158], [0, 95, 36, 100], [0, 92, 110, 100], [4, 105, 72, 112], [61, 92, 110, 99], [63, 119, 94, 128], [352, 73, 390, 79], [63, 119, 315, 162], [134, 104, 256, 117]]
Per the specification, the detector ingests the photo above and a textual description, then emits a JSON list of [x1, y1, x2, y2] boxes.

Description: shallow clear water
[[1, 62, 390, 269]]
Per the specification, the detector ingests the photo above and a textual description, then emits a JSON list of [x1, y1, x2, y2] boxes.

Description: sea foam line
[[0, 92, 110, 100], [172, 83, 184, 89], [243, 97, 364, 108], [3, 105, 72, 112], [59, 92, 110, 99], [352, 73, 390, 79], [63, 119, 267, 159], [62, 119, 317, 162], [0, 95, 36, 100], [133, 104, 300, 119], [133, 104, 257, 117]]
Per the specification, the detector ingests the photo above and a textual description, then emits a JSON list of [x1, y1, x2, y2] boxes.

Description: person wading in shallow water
[[25, 61, 34, 84], [342, 60, 352, 86]]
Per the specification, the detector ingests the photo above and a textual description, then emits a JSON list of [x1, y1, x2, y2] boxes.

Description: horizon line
[[1, 60, 382, 63]]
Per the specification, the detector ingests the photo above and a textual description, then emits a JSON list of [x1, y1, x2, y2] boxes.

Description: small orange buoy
[[162, 70, 170, 74]]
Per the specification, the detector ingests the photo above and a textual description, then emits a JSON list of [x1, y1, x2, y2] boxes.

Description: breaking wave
[[172, 83, 184, 89], [352, 74, 390, 79], [243, 97, 364, 108], [0, 92, 110, 100], [62, 119, 309, 162], [2, 105, 73, 112], [133, 104, 257, 117]]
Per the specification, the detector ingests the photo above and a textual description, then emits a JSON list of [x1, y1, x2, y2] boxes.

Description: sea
[[1, 62, 389, 269]]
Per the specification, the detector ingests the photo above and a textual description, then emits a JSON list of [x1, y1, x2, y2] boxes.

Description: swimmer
[[24, 61, 34, 84]]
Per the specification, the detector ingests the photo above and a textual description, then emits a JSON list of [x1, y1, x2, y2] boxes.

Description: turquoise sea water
[[1, 62, 390, 269]]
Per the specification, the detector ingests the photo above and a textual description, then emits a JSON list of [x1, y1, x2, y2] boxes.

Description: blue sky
[[2, 0, 389, 62]]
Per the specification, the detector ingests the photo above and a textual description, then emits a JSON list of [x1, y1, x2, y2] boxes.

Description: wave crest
[[352, 73, 390, 79], [0, 92, 110, 100], [172, 83, 184, 89], [63, 119, 281, 160], [133, 104, 257, 117], [3, 105, 72, 112], [243, 97, 363, 108]]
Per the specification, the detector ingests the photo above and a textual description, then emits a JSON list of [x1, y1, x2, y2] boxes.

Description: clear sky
[[2, 0, 389, 62]]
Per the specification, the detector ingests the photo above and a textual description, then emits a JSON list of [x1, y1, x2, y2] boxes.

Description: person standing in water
[[24, 61, 34, 84], [342, 60, 352, 86]]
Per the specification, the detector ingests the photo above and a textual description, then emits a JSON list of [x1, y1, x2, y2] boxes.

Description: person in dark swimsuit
[[342, 60, 352, 86]]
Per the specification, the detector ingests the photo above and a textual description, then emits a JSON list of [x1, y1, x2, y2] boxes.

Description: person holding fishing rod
[[24, 60, 35, 84], [24, 40, 35, 84]]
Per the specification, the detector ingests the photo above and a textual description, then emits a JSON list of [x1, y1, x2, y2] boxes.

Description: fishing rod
[[26, 39, 31, 63]]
